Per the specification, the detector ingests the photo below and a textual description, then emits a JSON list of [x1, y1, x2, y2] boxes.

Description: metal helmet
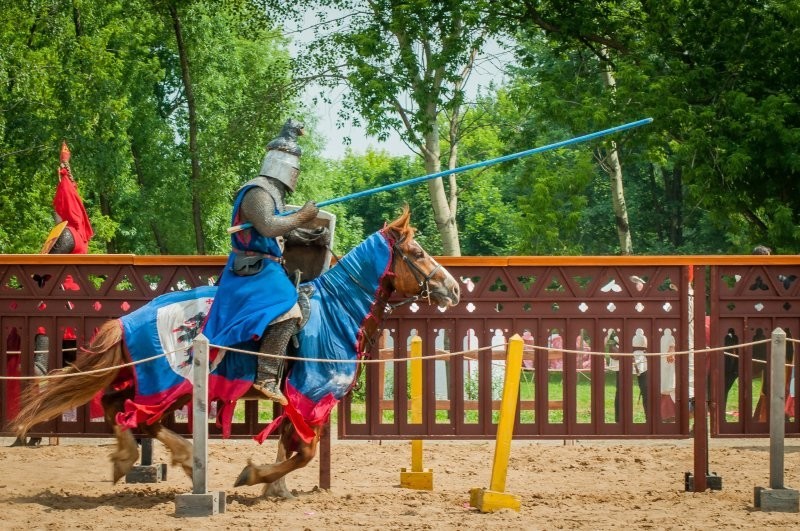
[[258, 119, 305, 192]]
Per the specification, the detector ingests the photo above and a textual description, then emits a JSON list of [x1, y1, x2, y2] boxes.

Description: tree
[[0, 0, 301, 255], [285, 0, 504, 256], [495, 0, 800, 253], [494, 2, 648, 254]]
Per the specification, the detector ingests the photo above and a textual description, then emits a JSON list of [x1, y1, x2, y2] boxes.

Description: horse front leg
[[262, 422, 298, 499], [102, 392, 139, 484], [234, 420, 321, 495]]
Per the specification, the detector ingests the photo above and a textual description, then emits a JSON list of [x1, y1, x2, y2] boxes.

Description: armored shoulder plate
[[239, 176, 286, 213]]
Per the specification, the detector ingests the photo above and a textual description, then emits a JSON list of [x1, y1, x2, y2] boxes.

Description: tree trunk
[[130, 142, 169, 254], [599, 47, 633, 255], [99, 192, 115, 254], [422, 129, 461, 256], [605, 142, 632, 254], [169, 2, 205, 254], [666, 165, 683, 247]]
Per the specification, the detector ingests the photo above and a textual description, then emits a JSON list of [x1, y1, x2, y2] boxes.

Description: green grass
[[347, 370, 650, 425], [231, 373, 762, 427], [724, 376, 764, 423]]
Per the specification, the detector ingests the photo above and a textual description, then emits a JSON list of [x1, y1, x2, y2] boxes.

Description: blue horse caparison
[[118, 229, 396, 442]]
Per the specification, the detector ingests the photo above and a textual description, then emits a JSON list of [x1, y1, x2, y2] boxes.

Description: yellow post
[[470, 334, 523, 512], [400, 335, 433, 490]]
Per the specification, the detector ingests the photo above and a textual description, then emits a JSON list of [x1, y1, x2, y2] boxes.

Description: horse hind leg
[[110, 425, 140, 483], [103, 393, 139, 484], [146, 423, 193, 479]]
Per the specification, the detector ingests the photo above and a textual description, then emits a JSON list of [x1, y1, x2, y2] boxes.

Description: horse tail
[[12, 319, 126, 437]]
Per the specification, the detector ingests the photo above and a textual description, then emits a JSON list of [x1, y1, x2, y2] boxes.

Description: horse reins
[[317, 234, 442, 393], [392, 236, 442, 307], [324, 235, 441, 313]]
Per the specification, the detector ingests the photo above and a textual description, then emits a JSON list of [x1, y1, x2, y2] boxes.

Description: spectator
[[632, 328, 650, 422]]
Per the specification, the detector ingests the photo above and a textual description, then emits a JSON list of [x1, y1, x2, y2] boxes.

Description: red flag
[[52, 141, 93, 253]]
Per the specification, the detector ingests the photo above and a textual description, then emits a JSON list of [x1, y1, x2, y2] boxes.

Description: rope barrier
[[0, 350, 181, 380], [5, 347, 79, 355], [1, 336, 796, 382]]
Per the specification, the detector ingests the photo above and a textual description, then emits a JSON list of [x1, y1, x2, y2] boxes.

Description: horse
[[12, 207, 460, 498]]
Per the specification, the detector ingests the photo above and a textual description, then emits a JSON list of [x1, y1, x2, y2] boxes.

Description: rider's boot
[[254, 354, 289, 405], [253, 285, 314, 405]]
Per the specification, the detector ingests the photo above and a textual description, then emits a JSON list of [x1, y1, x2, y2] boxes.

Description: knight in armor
[[202, 119, 320, 405]]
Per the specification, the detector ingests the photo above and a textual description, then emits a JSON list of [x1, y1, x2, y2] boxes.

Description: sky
[[303, 87, 409, 159], [287, 10, 509, 160]]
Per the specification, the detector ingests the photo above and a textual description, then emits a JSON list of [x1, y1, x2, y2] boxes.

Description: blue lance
[[227, 117, 653, 234]]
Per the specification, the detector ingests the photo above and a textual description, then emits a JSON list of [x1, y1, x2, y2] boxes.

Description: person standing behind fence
[[9, 329, 48, 447], [632, 328, 649, 422], [748, 245, 772, 422], [605, 329, 622, 421], [659, 328, 677, 421], [752, 327, 769, 422], [722, 328, 740, 408]]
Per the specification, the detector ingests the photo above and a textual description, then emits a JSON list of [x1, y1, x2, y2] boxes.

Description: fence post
[[400, 335, 433, 490], [754, 327, 799, 512], [175, 334, 225, 517], [125, 437, 167, 483], [469, 334, 522, 512]]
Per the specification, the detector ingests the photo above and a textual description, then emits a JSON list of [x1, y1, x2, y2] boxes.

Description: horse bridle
[[392, 237, 442, 306], [325, 234, 441, 392], [324, 235, 442, 312]]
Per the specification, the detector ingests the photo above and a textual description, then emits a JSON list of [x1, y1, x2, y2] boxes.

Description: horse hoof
[[263, 482, 296, 499], [112, 464, 126, 484], [234, 464, 255, 487]]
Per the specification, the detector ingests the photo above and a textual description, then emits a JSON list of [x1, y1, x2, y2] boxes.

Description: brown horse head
[[383, 206, 460, 307]]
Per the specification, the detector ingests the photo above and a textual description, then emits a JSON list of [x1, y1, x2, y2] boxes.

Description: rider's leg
[[253, 286, 314, 405], [253, 319, 297, 405]]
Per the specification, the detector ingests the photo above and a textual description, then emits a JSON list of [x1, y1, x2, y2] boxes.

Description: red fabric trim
[[214, 400, 237, 438], [114, 343, 252, 437], [254, 381, 339, 445], [208, 371, 253, 438], [116, 380, 193, 430], [53, 172, 93, 253], [89, 391, 104, 420]]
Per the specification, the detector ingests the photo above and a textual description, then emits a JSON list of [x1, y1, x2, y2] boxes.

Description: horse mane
[[382, 205, 414, 241]]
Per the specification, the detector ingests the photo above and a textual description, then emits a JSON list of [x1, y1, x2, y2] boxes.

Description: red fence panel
[[2, 254, 798, 442]]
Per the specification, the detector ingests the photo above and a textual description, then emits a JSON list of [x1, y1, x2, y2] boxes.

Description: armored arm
[[239, 187, 319, 238]]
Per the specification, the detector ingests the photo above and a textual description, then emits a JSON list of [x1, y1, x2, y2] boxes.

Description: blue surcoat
[[202, 182, 297, 348]]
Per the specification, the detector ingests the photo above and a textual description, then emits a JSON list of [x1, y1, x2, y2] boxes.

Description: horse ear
[[397, 204, 411, 230], [384, 205, 412, 237]]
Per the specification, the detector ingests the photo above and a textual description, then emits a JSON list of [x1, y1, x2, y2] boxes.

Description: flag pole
[[228, 117, 653, 234]]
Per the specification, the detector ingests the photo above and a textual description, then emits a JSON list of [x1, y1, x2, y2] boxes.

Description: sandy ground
[[0, 435, 798, 530]]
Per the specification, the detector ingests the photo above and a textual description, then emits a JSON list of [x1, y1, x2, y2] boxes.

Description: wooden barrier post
[[175, 334, 225, 517], [470, 334, 522, 512], [754, 327, 799, 512], [400, 335, 433, 490], [126, 437, 167, 483]]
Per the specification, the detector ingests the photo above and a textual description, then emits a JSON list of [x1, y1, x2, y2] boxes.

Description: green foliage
[[497, 0, 800, 253], [0, 0, 299, 255], [2, 1, 798, 257]]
